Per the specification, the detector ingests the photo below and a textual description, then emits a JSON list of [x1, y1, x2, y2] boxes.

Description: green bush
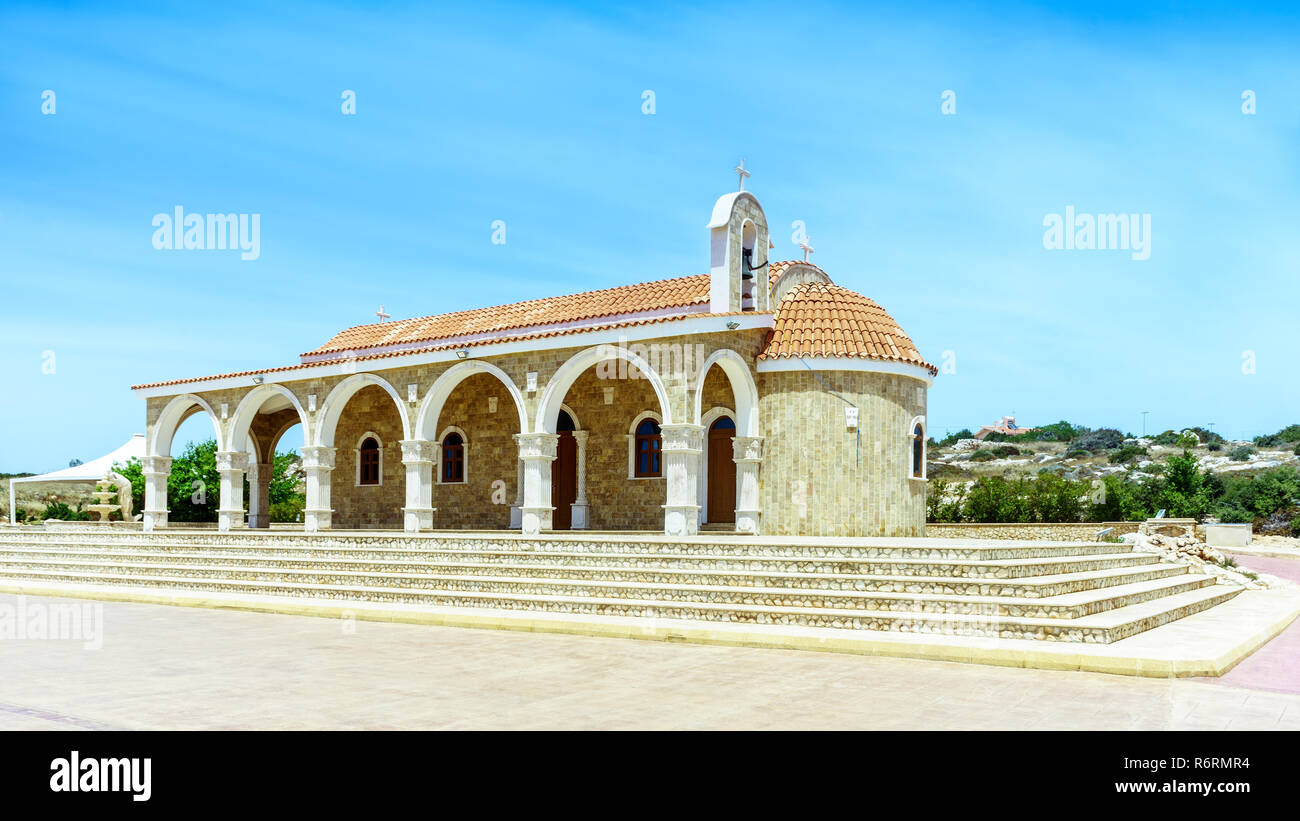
[[1064, 448, 1089, 459], [1071, 428, 1124, 453], [1255, 424, 1300, 447], [1108, 444, 1148, 464], [970, 449, 996, 462], [41, 501, 88, 521], [1228, 445, 1254, 462], [936, 429, 974, 447]]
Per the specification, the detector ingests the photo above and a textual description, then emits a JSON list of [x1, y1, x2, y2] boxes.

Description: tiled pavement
[[2, 585, 1299, 730], [1189, 553, 1300, 697]]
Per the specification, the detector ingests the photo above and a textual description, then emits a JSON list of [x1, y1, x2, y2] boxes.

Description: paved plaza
[[2, 550, 1298, 730]]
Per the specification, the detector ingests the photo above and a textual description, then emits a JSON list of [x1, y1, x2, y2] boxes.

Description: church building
[[132, 180, 937, 537]]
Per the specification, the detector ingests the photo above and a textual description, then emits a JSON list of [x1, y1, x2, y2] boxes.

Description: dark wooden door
[[707, 419, 736, 523], [552, 430, 577, 530]]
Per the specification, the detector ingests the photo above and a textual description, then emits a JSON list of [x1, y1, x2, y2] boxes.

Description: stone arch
[[315, 373, 411, 447], [416, 360, 528, 441], [149, 394, 224, 457], [558, 403, 582, 430], [693, 348, 759, 437], [227, 383, 310, 455], [537, 345, 673, 434]]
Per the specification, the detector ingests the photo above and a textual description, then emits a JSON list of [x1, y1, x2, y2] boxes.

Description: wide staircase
[[0, 530, 1241, 644]]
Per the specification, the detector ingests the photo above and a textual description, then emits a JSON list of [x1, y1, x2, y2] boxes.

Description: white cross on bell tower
[[734, 158, 750, 191], [375, 305, 390, 322], [799, 236, 814, 263]]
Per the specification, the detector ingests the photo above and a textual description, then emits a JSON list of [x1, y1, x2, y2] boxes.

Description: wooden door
[[707, 418, 736, 523], [552, 430, 577, 530]]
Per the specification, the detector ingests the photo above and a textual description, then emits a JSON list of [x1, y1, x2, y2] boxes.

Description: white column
[[141, 456, 172, 532], [661, 423, 704, 536], [216, 450, 249, 532], [518, 432, 558, 535], [302, 446, 336, 532], [733, 435, 764, 534], [247, 461, 272, 529], [571, 430, 590, 530], [400, 439, 436, 532], [509, 439, 524, 529]]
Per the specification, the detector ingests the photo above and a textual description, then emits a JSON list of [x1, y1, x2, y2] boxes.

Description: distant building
[[974, 416, 1035, 440]]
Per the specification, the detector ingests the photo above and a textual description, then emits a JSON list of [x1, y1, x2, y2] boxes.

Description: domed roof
[[759, 280, 936, 374]]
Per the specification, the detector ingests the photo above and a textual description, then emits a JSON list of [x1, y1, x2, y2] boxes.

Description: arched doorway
[[551, 411, 577, 530], [706, 416, 736, 524]]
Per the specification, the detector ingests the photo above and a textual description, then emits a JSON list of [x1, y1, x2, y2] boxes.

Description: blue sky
[[2, 1, 1298, 472]]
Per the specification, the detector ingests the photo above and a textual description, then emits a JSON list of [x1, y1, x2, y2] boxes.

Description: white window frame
[[437, 425, 470, 484], [355, 431, 384, 487], [626, 411, 664, 480], [909, 415, 927, 481]]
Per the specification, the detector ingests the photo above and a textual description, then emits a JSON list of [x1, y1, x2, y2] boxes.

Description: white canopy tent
[[8, 433, 146, 524]]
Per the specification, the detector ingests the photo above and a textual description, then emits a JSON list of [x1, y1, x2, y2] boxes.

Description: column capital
[[733, 435, 764, 463], [301, 446, 337, 470], [660, 423, 705, 453], [399, 439, 436, 463], [141, 455, 172, 476], [571, 430, 590, 445], [215, 450, 249, 473], [517, 432, 559, 460]]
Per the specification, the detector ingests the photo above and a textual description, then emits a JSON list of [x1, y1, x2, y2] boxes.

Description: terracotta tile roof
[[304, 274, 711, 358], [758, 280, 936, 374], [767, 259, 830, 288], [130, 309, 761, 391]]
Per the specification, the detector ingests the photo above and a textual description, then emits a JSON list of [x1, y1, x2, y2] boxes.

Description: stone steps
[[0, 541, 1159, 578], [0, 531, 1242, 643], [0, 559, 1215, 618], [0, 548, 1186, 597], [0, 532, 1138, 561]]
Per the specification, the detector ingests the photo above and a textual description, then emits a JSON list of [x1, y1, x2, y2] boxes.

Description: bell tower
[[708, 160, 770, 314]]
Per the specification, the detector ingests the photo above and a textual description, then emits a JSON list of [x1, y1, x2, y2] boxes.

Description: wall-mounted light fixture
[[725, 321, 740, 330], [456, 349, 469, 359], [252, 375, 265, 384]]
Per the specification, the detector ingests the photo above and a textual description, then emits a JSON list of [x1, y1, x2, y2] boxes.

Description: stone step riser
[[0, 536, 1128, 561], [0, 553, 1188, 597], [0, 570, 1240, 642], [0, 548, 1155, 579], [0, 566, 1214, 619]]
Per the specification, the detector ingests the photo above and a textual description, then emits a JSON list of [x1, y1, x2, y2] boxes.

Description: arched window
[[911, 418, 926, 480], [441, 432, 465, 483], [359, 437, 380, 485], [634, 418, 662, 478]]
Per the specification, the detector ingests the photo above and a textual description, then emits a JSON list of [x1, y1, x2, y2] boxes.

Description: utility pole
[[1141, 411, 1149, 437]]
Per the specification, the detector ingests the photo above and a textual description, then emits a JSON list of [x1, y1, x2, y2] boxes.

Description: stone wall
[[430, 372, 520, 529], [758, 369, 927, 537], [332, 385, 404, 528], [926, 522, 1141, 541]]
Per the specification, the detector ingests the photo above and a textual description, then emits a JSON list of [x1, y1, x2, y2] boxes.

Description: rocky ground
[[1120, 532, 1284, 590], [928, 437, 1300, 483]]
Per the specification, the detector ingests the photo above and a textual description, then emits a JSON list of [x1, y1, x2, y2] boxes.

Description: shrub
[[936, 429, 974, 447], [1064, 448, 1090, 459], [41, 501, 88, 521], [1228, 445, 1254, 462], [992, 444, 1020, 457], [1255, 424, 1300, 447], [1108, 444, 1148, 464], [1070, 428, 1124, 453], [1207, 443, 1222, 452], [269, 497, 305, 523], [1293, 519, 1300, 538], [970, 449, 996, 462]]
